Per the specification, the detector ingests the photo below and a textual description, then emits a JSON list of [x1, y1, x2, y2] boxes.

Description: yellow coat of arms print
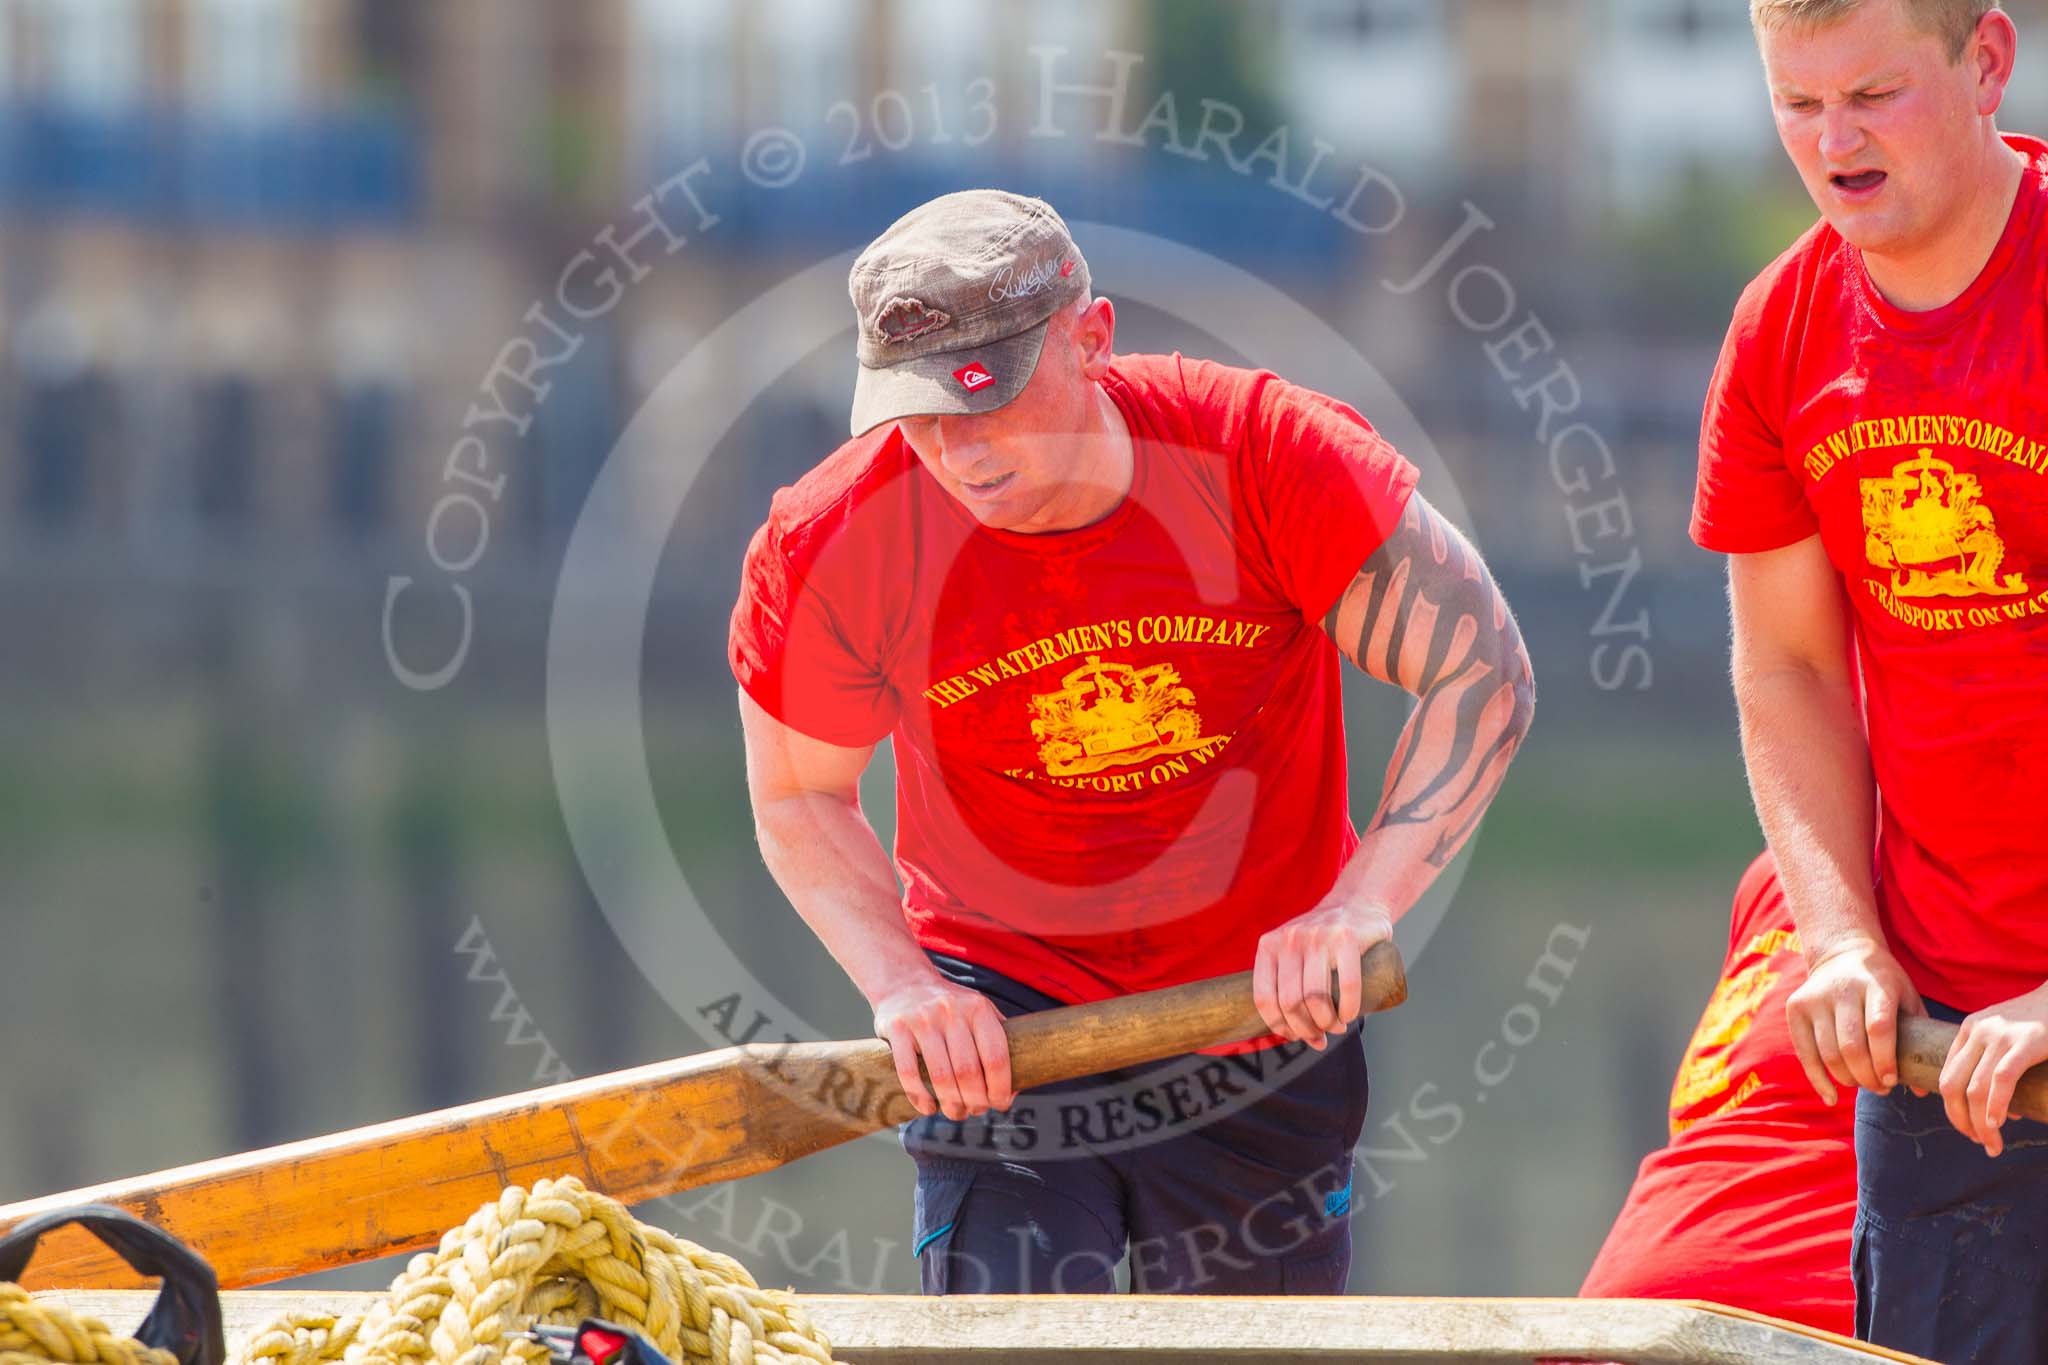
[[1029, 655, 1206, 777], [1860, 448, 2027, 598]]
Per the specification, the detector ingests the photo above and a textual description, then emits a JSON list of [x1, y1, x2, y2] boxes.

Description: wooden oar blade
[[3, 1049, 776, 1290]]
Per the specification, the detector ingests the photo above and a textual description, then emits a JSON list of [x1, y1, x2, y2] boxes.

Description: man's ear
[[1972, 8, 2019, 117], [1074, 297, 1116, 381]]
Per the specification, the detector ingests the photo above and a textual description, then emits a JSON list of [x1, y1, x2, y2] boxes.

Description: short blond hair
[[1750, 0, 1999, 59]]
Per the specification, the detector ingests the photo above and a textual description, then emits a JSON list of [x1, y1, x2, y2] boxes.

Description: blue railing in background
[[0, 102, 419, 226], [0, 104, 1350, 268], [696, 152, 1359, 277]]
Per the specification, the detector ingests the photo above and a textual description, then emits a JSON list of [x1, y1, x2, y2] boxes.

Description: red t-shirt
[[1691, 133, 2048, 1013], [730, 353, 1418, 1051], [1579, 852, 1857, 1335]]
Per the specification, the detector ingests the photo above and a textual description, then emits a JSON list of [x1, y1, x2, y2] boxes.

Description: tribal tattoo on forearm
[[1322, 493, 1535, 868]]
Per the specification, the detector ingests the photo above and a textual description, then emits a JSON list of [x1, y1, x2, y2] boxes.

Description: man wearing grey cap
[[730, 190, 1534, 1294]]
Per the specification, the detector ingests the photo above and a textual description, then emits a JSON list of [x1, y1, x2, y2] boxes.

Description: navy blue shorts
[[1854, 998, 2048, 1363], [900, 952, 1368, 1295]]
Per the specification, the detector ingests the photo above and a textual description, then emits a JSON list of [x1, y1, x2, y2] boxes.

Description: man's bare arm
[[1728, 535, 1921, 1099], [1256, 491, 1533, 1050], [738, 690, 1012, 1118], [1729, 536, 1881, 954], [1323, 490, 1536, 879]]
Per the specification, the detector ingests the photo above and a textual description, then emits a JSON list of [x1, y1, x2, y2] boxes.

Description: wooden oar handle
[[1897, 1015, 2048, 1122], [1002, 940, 1407, 1091], [0, 946, 1406, 1291], [752, 942, 1405, 1136]]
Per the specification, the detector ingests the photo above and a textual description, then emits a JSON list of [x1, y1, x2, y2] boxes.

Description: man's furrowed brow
[[1772, 66, 1910, 100], [1851, 67, 1910, 92]]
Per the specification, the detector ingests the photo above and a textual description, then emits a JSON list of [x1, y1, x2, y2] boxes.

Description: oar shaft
[[1006, 940, 1407, 1089], [1, 943, 1406, 1289], [1897, 1015, 2048, 1122]]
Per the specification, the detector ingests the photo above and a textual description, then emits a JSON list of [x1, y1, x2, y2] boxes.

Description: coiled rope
[[1, 1285, 178, 1365], [237, 1178, 844, 1365]]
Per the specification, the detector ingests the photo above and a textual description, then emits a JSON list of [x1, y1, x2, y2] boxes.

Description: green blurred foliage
[[1608, 170, 1821, 335], [1139, 0, 1288, 137]]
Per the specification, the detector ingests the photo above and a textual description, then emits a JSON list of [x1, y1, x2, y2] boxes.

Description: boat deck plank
[[32, 1291, 1937, 1364]]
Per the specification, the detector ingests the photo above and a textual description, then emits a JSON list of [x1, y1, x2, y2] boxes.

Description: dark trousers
[[901, 953, 1368, 1295], [1854, 999, 2048, 1362]]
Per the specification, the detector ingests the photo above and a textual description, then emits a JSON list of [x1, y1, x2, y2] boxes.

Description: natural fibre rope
[[0, 1178, 851, 1365], [1, 1285, 179, 1365], [231, 1178, 842, 1365], [2, 1179, 842, 1365], [239, 1178, 844, 1365]]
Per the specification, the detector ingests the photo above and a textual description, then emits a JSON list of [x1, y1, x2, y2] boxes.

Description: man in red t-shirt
[[1692, 2, 2048, 1356], [729, 190, 1534, 1293], [1581, 851, 1857, 1335]]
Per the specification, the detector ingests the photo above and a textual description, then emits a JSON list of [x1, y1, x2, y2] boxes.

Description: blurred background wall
[[5, 0, 2045, 1297]]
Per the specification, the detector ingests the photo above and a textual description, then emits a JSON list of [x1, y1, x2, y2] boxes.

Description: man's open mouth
[[965, 472, 1015, 498], [1830, 169, 1887, 194]]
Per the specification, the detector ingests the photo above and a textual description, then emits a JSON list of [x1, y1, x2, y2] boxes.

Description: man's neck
[[1864, 137, 2026, 312], [1014, 385, 1134, 534]]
